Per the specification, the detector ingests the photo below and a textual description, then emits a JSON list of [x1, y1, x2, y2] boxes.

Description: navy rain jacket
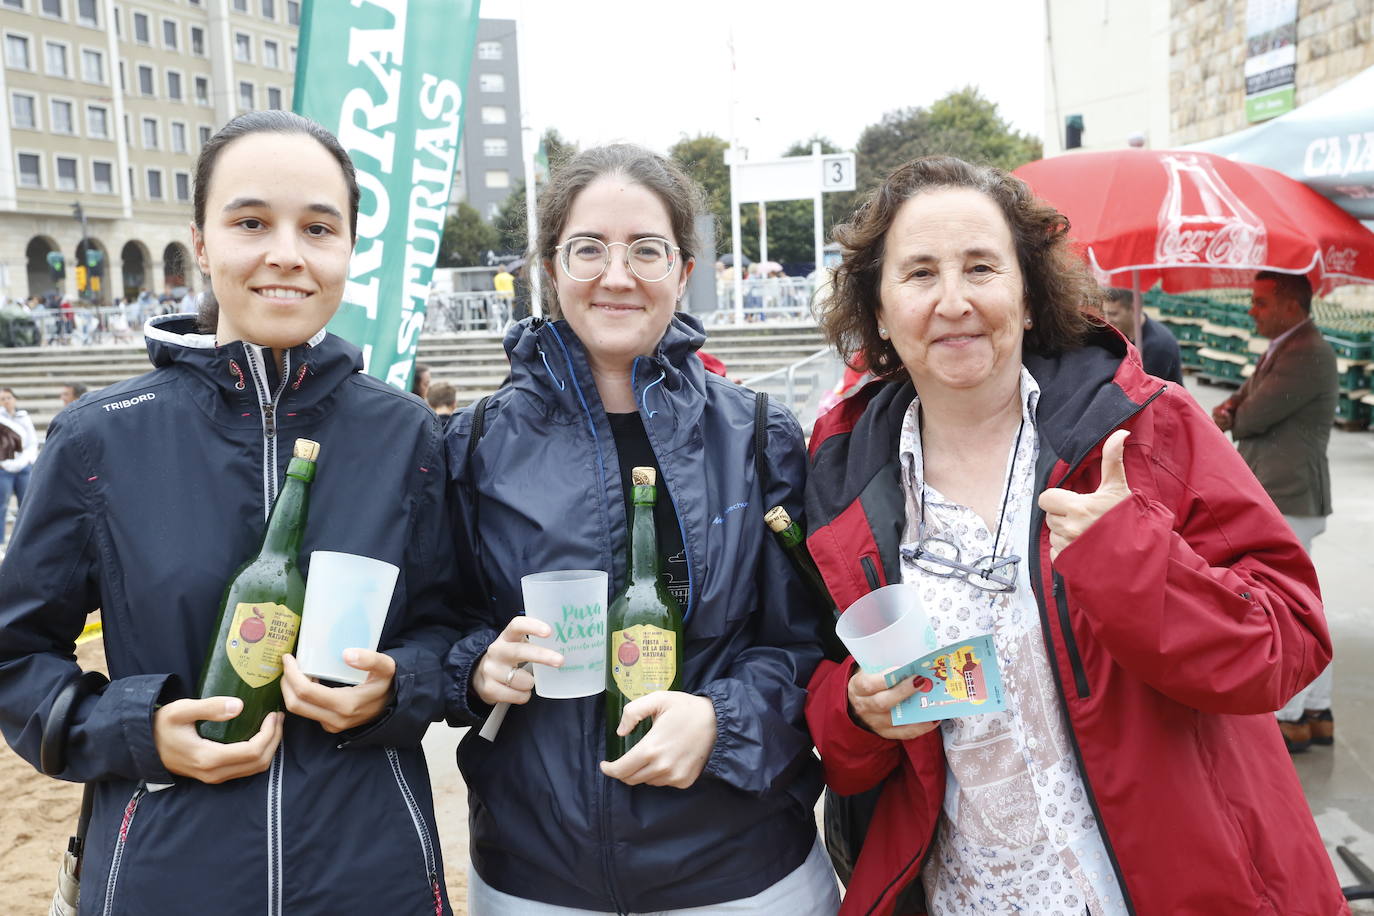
[[444, 314, 827, 913], [0, 315, 457, 915]]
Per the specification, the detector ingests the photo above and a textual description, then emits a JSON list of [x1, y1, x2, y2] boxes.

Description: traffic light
[[86, 249, 104, 269], [46, 251, 65, 279], [76, 265, 88, 291]]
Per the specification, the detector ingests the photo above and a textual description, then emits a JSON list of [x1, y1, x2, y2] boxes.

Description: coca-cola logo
[[1325, 246, 1359, 274], [1157, 221, 1267, 267]]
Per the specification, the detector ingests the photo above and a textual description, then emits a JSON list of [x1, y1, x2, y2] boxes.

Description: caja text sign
[[293, 0, 480, 390]]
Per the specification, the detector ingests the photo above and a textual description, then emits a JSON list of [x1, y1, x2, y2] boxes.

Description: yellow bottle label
[[225, 602, 300, 689], [610, 624, 676, 699]]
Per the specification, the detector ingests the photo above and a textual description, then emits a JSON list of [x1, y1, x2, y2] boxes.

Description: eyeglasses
[[901, 535, 1020, 593], [554, 236, 680, 283]]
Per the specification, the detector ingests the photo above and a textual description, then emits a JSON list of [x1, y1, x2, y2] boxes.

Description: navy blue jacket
[[0, 316, 457, 915], [444, 315, 826, 913]]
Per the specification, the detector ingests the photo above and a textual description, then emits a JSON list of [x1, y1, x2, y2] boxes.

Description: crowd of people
[[0, 111, 1354, 916]]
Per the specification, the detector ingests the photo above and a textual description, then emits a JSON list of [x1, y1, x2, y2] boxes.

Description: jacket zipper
[[538, 322, 628, 915], [385, 748, 444, 914], [1053, 574, 1091, 699], [1025, 386, 1165, 916], [100, 785, 147, 916], [860, 555, 881, 591], [242, 343, 292, 916]]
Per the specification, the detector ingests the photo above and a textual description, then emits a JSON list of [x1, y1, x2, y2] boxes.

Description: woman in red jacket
[[804, 155, 1347, 915]]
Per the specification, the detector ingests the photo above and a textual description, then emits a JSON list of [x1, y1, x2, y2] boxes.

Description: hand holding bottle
[[280, 650, 395, 733], [599, 690, 716, 788], [153, 697, 283, 783], [471, 616, 564, 707]]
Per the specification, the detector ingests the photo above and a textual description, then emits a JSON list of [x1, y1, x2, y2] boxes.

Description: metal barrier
[[706, 278, 819, 326], [425, 291, 516, 334], [741, 347, 845, 435], [23, 305, 174, 347]]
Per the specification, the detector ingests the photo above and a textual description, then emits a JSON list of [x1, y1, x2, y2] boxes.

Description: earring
[[877, 327, 890, 340], [1024, 316, 1033, 329]]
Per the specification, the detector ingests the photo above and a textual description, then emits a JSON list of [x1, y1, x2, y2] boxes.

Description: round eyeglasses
[[555, 236, 680, 283]]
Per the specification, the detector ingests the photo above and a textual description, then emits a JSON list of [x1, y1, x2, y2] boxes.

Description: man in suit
[[1102, 287, 1184, 383], [1212, 271, 1338, 752]]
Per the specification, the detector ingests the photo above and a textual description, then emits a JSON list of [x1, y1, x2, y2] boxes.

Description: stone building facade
[[1170, 0, 1374, 145]]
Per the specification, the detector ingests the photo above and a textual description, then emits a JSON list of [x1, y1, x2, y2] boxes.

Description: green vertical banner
[[293, 0, 481, 388]]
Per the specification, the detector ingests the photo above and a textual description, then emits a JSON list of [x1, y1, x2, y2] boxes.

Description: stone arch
[[76, 237, 112, 304], [163, 241, 194, 294], [25, 235, 62, 301], [121, 240, 152, 301]]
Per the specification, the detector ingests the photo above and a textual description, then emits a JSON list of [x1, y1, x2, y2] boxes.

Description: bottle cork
[[632, 466, 655, 487], [764, 506, 792, 532], [293, 438, 321, 461]]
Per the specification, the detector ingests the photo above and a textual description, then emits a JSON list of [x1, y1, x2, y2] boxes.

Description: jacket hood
[[501, 312, 709, 424], [144, 313, 365, 415]]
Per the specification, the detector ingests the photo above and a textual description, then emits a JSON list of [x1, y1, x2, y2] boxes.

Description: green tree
[[492, 181, 528, 255], [669, 133, 732, 248], [439, 202, 501, 267]]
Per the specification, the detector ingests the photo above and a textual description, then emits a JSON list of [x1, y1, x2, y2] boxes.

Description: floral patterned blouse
[[898, 368, 1127, 916]]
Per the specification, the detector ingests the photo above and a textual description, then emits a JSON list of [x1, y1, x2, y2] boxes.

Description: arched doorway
[[163, 242, 193, 296], [25, 235, 62, 302], [76, 237, 111, 304], [121, 240, 150, 301]]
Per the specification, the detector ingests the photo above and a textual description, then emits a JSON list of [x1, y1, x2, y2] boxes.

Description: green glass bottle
[[605, 467, 684, 760], [765, 506, 848, 661], [196, 438, 319, 743]]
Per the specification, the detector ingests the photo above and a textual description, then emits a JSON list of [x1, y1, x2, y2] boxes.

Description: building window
[[167, 70, 182, 100], [146, 168, 163, 200], [198, 124, 211, 146], [194, 75, 208, 105], [190, 25, 204, 56], [137, 64, 154, 96], [50, 99, 75, 134], [3, 0, 25, 9], [260, 0, 273, 19], [485, 169, 510, 189], [40, 0, 61, 16], [481, 106, 506, 125], [267, 86, 282, 109], [17, 153, 41, 188], [81, 47, 103, 82], [44, 40, 69, 77], [232, 0, 247, 10], [92, 160, 113, 193], [479, 73, 505, 93], [56, 156, 78, 191], [286, 0, 298, 24], [132, 11, 149, 43], [171, 121, 187, 153], [483, 137, 508, 157], [5, 34, 32, 70], [234, 32, 251, 62], [118, 60, 124, 90], [288, 45, 296, 70], [11, 92, 37, 129], [239, 80, 254, 109], [175, 171, 191, 201], [127, 166, 135, 198], [263, 39, 279, 68], [142, 117, 158, 148], [112, 5, 120, 36], [86, 104, 108, 137], [477, 41, 502, 60], [162, 19, 178, 51], [77, 0, 97, 25], [123, 113, 129, 141]]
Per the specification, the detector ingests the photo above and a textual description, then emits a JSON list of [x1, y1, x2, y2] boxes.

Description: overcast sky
[[477, 0, 1047, 160]]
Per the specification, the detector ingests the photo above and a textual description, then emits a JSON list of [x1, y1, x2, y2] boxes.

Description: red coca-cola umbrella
[[1013, 149, 1374, 296]]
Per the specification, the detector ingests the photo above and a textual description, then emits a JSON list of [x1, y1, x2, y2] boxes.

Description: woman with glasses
[[443, 144, 837, 915], [803, 157, 1343, 915]]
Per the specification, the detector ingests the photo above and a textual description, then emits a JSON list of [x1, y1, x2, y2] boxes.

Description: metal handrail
[[740, 347, 844, 434]]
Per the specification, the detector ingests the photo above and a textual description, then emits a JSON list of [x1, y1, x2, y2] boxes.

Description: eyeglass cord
[[920, 415, 1025, 580]]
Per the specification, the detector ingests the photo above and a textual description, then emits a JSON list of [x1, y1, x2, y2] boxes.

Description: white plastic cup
[[296, 551, 400, 685], [520, 570, 608, 699], [835, 583, 928, 672]]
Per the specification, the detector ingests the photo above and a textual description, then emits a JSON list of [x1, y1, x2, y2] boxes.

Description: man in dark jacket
[[1102, 287, 1184, 383]]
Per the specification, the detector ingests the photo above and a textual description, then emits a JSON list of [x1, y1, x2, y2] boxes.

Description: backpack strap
[[465, 396, 497, 611], [753, 391, 770, 495]]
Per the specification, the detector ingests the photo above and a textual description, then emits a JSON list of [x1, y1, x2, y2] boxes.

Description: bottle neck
[[260, 459, 313, 558], [777, 520, 805, 550], [628, 485, 660, 584]]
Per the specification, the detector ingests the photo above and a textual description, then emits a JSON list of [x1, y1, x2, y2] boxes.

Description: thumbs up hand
[[1037, 430, 1132, 562]]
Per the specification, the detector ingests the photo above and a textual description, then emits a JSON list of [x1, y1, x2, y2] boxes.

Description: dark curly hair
[[820, 156, 1099, 378]]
